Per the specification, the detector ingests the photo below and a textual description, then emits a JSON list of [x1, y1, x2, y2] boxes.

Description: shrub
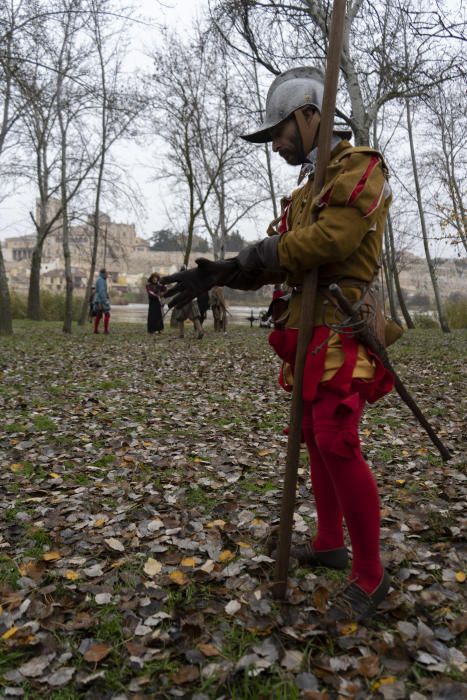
[[412, 313, 439, 329], [10, 292, 27, 319], [10, 291, 82, 321], [445, 298, 467, 329]]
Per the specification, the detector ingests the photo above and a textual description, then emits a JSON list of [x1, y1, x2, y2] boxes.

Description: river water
[[111, 303, 270, 326]]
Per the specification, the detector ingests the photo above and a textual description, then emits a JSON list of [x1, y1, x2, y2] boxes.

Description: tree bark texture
[[0, 243, 13, 335], [406, 99, 450, 333]]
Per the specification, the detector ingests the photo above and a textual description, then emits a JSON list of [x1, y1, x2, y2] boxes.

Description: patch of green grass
[[93, 454, 116, 468], [47, 689, 83, 700], [32, 414, 58, 432], [5, 506, 19, 522], [10, 460, 48, 481], [184, 486, 217, 509], [0, 649, 30, 676], [5, 422, 28, 433], [241, 479, 279, 495], [220, 622, 262, 661], [0, 555, 20, 588], [142, 655, 181, 677], [94, 379, 127, 390], [23, 527, 53, 557], [70, 472, 93, 485], [220, 671, 301, 700], [93, 605, 125, 644], [165, 582, 208, 613]]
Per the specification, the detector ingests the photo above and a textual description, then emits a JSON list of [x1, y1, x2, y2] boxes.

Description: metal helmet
[[242, 66, 324, 144]]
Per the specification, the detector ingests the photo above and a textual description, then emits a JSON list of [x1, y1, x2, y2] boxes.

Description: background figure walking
[[210, 286, 227, 333], [146, 273, 166, 334], [93, 268, 111, 334], [171, 299, 204, 339]]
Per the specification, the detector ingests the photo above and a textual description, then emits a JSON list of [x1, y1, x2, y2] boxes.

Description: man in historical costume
[[162, 67, 394, 622], [210, 286, 228, 333], [93, 268, 111, 335]]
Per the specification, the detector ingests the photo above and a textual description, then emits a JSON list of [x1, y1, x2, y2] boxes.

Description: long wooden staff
[[273, 0, 347, 600]]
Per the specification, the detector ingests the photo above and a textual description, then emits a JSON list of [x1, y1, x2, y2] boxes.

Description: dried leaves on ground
[[0, 323, 466, 699]]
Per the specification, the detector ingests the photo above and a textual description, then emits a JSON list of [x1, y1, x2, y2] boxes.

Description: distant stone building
[[2, 199, 214, 296], [3, 200, 466, 306]]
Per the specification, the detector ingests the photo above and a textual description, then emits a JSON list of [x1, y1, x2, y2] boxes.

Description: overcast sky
[[0, 0, 212, 244], [0, 0, 463, 259]]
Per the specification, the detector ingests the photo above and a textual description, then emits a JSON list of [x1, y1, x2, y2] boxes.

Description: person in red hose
[[93, 268, 111, 335], [162, 66, 394, 623]]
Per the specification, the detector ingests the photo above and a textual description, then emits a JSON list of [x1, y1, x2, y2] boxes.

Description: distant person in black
[[146, 273, 166, 334]]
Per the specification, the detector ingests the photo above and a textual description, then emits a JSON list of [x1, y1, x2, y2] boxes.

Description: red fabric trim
[[278, 199, 292, 234], [364, 185, 384, 218], [269, 326, 394, 403], [346, 155, 380, 206], [318, 186, 333, 208]]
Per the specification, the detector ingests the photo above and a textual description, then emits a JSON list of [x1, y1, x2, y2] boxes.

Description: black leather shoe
[[326, 570, 391, 622], [291, 542, 349, 569]]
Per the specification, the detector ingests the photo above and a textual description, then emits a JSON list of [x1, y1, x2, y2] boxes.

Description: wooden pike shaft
[[272, 0, 347, 600], [328, 283, 452, 462]]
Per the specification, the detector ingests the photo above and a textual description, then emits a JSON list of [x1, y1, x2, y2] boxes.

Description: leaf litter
[[0, 324, 465, 698]]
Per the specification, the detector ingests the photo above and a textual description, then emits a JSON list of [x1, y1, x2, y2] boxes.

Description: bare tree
[[149, 29, 236, 265], [194, 48, 273, 258], [210, 0, 463, 146], [0, 0, 33, 334], [423, 80, 467, 255], [405, 98, 450, 332], [78, 0, 142, 325]]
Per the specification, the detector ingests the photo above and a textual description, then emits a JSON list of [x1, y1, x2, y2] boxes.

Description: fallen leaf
[[19, 654, 54, 678], [143, 558, 163, 576], [180, 557, 196, 568], [372, 676, 397, 691], [206, 519, 226, 529], [64, 570, 80, 581], [43, 551, 61, 562], [218, 550, 235, 563], [198, 643, 221, 657], [225, 600, 241, 615], [281, 649, 303, 671], [104, 538, 125, 552], [83, 643, 112, 663], [1, 627, 18, 640], [47, 667, 76, 686], [169, 570, 188, 585], [172, 665, 200, 683]]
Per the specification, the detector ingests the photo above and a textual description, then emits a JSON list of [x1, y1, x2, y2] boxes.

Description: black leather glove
[[162, 258, 239, 308], [162, 237, 283, 309]]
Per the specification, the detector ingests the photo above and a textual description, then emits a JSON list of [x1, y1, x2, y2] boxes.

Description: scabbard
[[328, 283, 452, 462]]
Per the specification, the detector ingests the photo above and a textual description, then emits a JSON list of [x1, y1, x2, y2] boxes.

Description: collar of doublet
[[297, 134, 346, 184]]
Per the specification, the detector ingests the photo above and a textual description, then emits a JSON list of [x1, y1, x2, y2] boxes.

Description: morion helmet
[[242, 66, 324, 144]]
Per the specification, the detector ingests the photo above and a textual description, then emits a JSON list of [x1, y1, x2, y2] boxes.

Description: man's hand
[[162, 258, 239, 308]]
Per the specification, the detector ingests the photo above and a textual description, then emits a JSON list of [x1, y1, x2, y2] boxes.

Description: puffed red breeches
[[302, 380, 383, 593]]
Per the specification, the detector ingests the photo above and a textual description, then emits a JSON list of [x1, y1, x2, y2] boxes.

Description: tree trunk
[[27, 246, 43, 320], [382, 225, 401, 322], [0, 242, 13, 335], [62, 220, 73, 333], [78, 225, 99, 326], [387, 213, 414, 329], [253, 62, 278, 217], [406, 99, 450, 333]]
